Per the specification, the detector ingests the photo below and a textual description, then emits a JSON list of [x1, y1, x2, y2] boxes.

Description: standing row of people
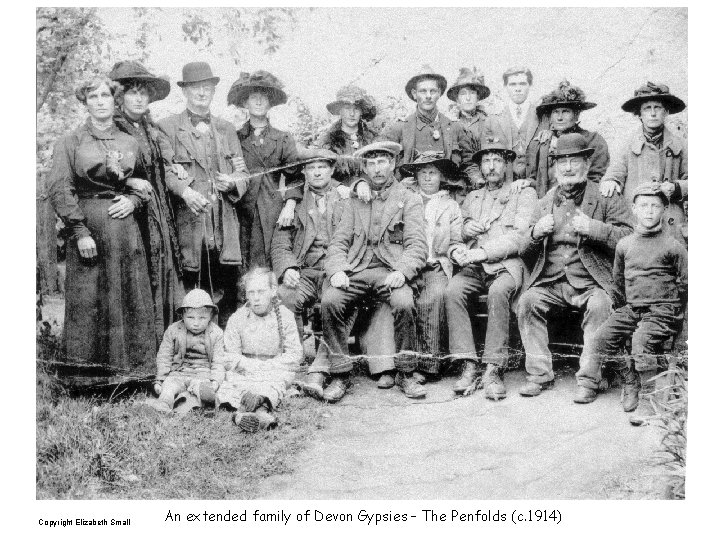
[[48, 59, 687, 429]]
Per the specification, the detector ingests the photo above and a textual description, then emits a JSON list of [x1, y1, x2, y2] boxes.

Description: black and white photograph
[[28, 2, 709, 529]]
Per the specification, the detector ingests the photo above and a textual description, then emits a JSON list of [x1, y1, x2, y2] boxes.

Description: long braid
[[272, 296, 286, 354], [242, 266, 284, 354]]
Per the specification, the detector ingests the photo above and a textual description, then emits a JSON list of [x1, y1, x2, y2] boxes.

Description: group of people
[[47, 60, 687, 431]]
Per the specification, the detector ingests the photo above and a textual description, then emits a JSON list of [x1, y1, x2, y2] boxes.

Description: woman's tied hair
[[75, 76, 121, 104], [115, 80, 158, 108], [242, 267, 285, 353]]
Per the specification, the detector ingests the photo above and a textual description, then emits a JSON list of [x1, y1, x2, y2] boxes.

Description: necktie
[[516, 105, 522, 120], [315, 194, 326, 215], [188, 110, 211, 127]]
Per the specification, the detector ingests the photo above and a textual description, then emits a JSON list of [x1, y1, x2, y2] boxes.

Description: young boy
[[152, 289, 225, 413], [575, 183, 688, 425], [216, 267, 303, 432]]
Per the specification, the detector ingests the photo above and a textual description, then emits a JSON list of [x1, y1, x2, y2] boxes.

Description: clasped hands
[[329, 270, 405, 290]]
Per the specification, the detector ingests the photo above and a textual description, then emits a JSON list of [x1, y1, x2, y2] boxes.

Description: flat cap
[[632, 182, 669, 205], [353, 141, 403, 160]]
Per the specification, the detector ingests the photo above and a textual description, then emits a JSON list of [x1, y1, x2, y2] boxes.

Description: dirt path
[[256, 366, 665, 499]]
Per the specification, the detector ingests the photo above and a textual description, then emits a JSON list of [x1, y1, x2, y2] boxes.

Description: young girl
[[216, 267, 303, 432]]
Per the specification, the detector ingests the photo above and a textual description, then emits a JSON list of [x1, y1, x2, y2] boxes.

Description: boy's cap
[[632, 182, 669, 205], [177, 289, 218, 315]]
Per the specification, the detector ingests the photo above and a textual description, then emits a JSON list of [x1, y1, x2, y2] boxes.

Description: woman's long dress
[[47, 118, 156, 384], [114, 111, 183, 341]]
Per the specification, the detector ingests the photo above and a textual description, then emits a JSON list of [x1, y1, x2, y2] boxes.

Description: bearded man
[[516, 133, 633, 397]]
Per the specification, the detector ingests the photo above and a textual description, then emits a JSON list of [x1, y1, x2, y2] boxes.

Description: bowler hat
[[550, 133, 595, 159], [354, 141, 403, 160], [227, 70, 288, 108], [471, 137, 517, 164], [177, 288, 218, 315], [109, 60, 170, 103], [326, 85, 377, 121], [621, 82, 686, 115], [405, 64, 447, 101], [632, 182, 669, 206], [536, 79, 596, 117], [177, 62, 220, 87], [399, 150, 459, 180], [447, 67, 491, 103]]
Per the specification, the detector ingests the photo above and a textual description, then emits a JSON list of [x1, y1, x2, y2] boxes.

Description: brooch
[[352, 141, 359, 149], [196, 122, 210, 134], [432, 129, 441, 140], [398, 201, 405, 208]]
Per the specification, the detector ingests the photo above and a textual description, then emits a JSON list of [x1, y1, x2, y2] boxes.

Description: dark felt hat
[[326, 85, 377, 121], [632, 182, 669, 205], [177, 62, 220, 87], [471, 137, 517, 164], [405, 64, 447, 101], [398, 150, 459, 180], [447, 67, 491, 102], [109, 60, 170, 103], [227, 70, 288, 108], [550, 133, 595, 159], [621, 82, 686, 115], [536, 79, 596, 116]]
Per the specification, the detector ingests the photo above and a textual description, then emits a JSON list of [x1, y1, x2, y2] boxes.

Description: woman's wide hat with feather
[[326, 85, 377, 121], [227, 70, 288, 108], [535, 79, 596, 116], [621, 82, 686, 115], [447, 67, 491, 102], [109, 60, 170, 103]]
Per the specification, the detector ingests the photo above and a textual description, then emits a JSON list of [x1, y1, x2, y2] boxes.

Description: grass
[[36, 360, 326, 500]]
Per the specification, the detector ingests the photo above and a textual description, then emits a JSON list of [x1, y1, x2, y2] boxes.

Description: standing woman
[[48, 76, 156, 382], [110, 61, 184, 339], [317, 85, 378, 186]]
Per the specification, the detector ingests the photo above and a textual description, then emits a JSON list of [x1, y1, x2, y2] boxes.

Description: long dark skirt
[[62, 199, 156, 384], [136, 190, 184, 342]]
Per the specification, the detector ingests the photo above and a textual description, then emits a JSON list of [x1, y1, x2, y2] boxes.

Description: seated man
[[516, 133, 633, 397], [320, 141, 428, 402], [580, 183, 687, 425], [271, 150, 348, 342], [445, 139, 538, 399]]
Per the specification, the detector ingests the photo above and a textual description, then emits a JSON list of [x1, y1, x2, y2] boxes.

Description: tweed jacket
[[155, 321, 225, 384], [526, 125, 610, 198], [519, 181, 634, 306], [271, 180, 348, 278], [421, 191, 464, 278], [383, 111, 464, 166], [325, 180, 428, 280], [601, 127, 688, 240], [461, 182, 538, 290], [157, 111, 247, 269]]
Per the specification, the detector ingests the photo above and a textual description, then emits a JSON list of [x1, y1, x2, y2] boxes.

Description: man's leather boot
[[303, 372, 326, 401], [482, 364, 507, 400], [453, 360, 479, 394], [629, 369, 658, 426], [396, 372, 427, 399], [621, 367, 641, 412], [323, 375, 351, 403]]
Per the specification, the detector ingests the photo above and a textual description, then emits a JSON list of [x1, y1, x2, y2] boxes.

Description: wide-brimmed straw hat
[[177, 62, 219, 87], [621, 82, 686, 115], [227, 70, 288, 108], [549, 133, 595, 159], [471, 138, 517, 164], [447, 67, 491, 102], [536, 79, 596, 116], [404, 64, 447, 101], [398, 150, 459, 180], [326, 85, 377, 121], [109, 60, 170, 103]]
